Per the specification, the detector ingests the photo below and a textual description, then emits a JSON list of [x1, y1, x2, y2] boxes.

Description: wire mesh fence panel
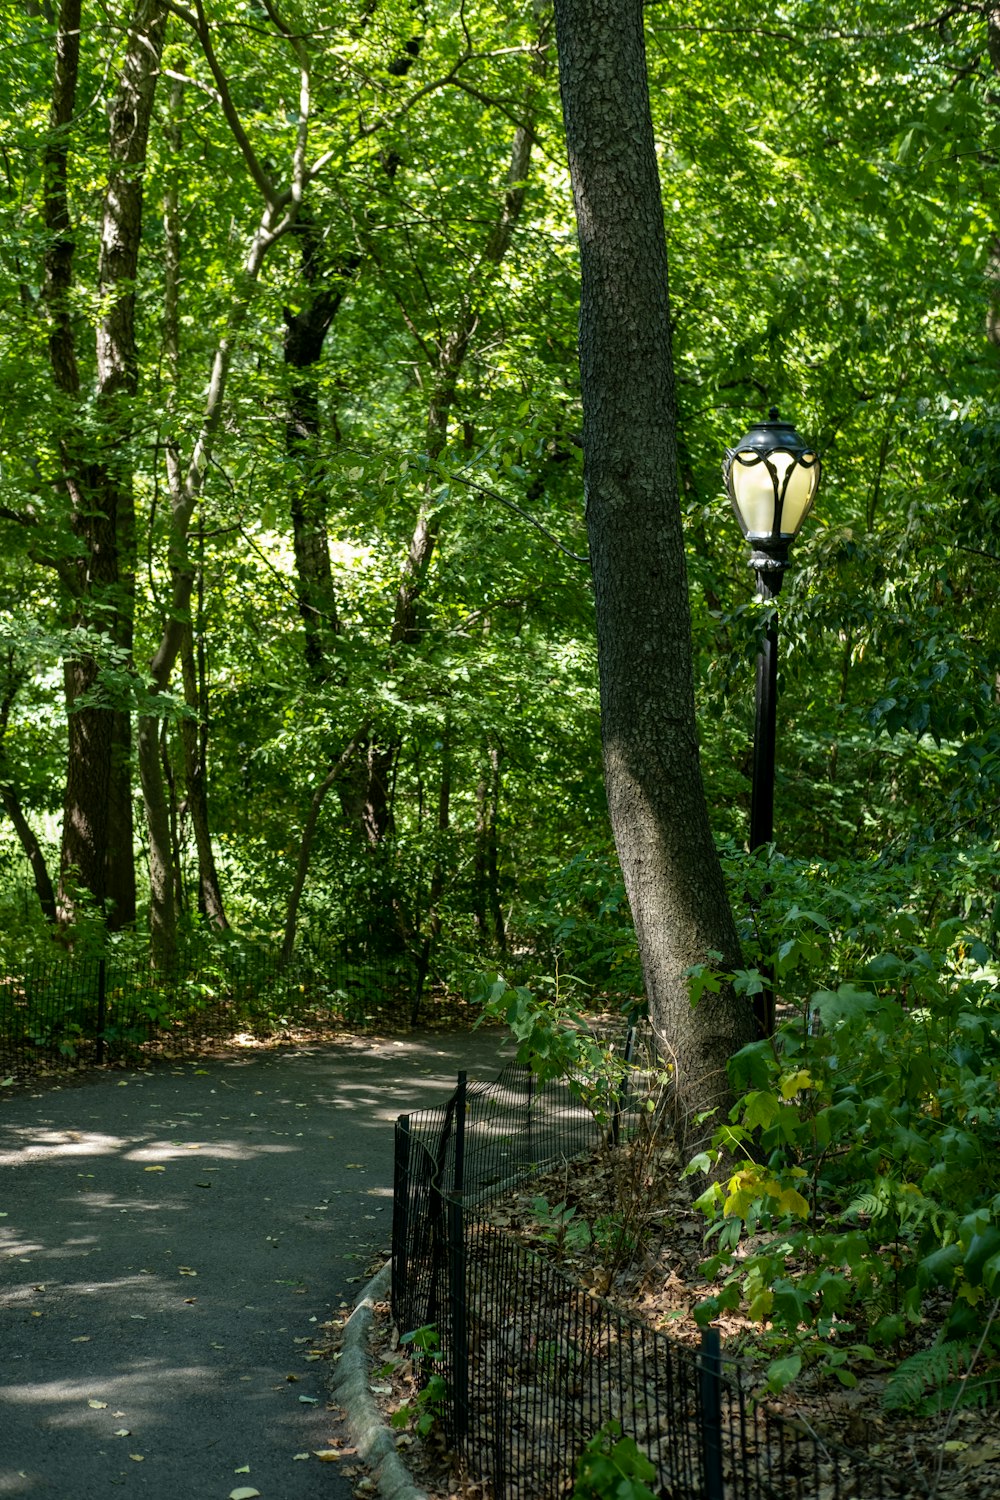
[[0, 940, 420, 1076], [462, 1224, 708, 1500], [392, 1061, 928, 1500]]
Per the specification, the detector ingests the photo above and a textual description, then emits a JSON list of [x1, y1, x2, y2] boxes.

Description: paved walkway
[[0, 1028, 513, 1498]]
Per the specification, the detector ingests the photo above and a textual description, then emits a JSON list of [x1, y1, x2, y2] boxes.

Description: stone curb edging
[[330, 1259, 429, 1500]]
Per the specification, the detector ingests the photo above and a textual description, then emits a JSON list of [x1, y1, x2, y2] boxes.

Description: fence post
[[392, 1116, 411, 1328], [446, 1190, 469, 1441], [95, 957, 107, 1066], [453, 1072, 467, 1196], [699, 1325, 725, 1500]]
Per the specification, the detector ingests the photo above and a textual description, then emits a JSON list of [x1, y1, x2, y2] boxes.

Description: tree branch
[[444, 468, 590, 564]]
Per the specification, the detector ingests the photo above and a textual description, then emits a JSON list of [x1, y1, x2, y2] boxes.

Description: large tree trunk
[[552, 0, 758, 1138], [44, 0, 167, 931]]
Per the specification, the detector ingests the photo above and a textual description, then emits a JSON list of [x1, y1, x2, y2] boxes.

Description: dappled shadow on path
[[0, 1028, 512, 1496]]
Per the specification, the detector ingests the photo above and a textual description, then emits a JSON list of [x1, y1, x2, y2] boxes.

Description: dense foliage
[[0, 0, 996, 1007]]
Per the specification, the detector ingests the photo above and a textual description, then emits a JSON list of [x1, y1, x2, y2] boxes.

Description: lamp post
[[723, 407, 820, 1031]]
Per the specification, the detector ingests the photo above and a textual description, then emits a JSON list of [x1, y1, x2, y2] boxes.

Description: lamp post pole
[[749, 555, 786, 858], [748, 555, 785, 1036], [723, 410, 820, 1037]]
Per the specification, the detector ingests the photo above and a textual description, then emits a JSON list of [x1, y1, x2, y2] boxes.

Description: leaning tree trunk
[[552, 0, 758, 1139]]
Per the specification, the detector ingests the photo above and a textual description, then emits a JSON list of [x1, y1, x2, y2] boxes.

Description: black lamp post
[[723, 407, 820, 1030]]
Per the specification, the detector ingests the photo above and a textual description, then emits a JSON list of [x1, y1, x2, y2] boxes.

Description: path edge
[[331, 1259, 429, 1500]]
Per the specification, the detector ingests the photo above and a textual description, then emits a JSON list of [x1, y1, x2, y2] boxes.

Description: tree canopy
[[0, 0, 995, 1025]]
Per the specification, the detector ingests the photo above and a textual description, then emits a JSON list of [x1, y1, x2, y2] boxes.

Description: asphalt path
[[0, 1027, 514, 1499]]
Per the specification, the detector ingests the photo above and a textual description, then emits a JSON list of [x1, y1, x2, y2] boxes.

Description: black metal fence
[[0, 940, 420, 1076], [392, 1061, 925, 1500]]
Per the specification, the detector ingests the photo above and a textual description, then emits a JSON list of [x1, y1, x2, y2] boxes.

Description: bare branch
[[445, 468, 590, 564], [168, 0, 277, 205]]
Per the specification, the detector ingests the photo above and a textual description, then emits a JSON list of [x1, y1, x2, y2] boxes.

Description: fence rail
[[392, 1054, 924, 1500], [0, 942, 420, 1076]]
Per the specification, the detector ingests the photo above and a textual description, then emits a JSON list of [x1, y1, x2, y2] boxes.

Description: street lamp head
[[723, 406, 820, 571]]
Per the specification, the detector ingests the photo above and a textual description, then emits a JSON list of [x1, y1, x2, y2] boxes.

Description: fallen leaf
[[292, 1452, 310, 1460], [113, 1429, 130, 1438], [178, 1267, 197, 1276], [234, 1465, 251, 1473], [314, 1450, 342, 1461], [71, 1336, 90, 1343], [957, 1444, 1000, 1468], [298, 1395, 319, 1404], [144, 1166, 165, 1173], [87, 1400, 108, 1410], [345, 1163, 365, 1169], [128, 1454, 144, 1462], [229, 1489, 260, 1499], [942, 1441, 969, 1453]]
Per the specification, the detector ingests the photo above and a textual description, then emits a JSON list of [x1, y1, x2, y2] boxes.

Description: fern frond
[[883, 1342, 976, 1412], [845, 1192, 884, 1221], [917, 1374, 1000, 1416]]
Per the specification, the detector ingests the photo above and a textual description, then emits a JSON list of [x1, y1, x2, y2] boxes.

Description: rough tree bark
[[43, 0, 167, 931], [552, 0, 758, 1136]]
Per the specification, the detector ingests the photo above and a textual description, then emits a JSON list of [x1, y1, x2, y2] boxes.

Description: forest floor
[[365, 1137, 1000, 1500]]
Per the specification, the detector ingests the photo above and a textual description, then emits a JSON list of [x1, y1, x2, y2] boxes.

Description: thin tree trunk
[[553, 0, 758, 1139], [411, 722, 452, 1018], [361, 102, 541, 841], [160, 75, 230, 936], [474, 739, 506, 951], [282, 726, 370, 963], [0, 667, 57, 924], [283, 219, 358, 678], [180, 623, 230, 930], [138, 4, 322, 966]]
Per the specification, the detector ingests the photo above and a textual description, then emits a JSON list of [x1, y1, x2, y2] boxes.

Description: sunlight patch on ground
[[0, 1130, 124, 1166], [124, 1138, 297, 1162], [0, 1360, 217, 1426]]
